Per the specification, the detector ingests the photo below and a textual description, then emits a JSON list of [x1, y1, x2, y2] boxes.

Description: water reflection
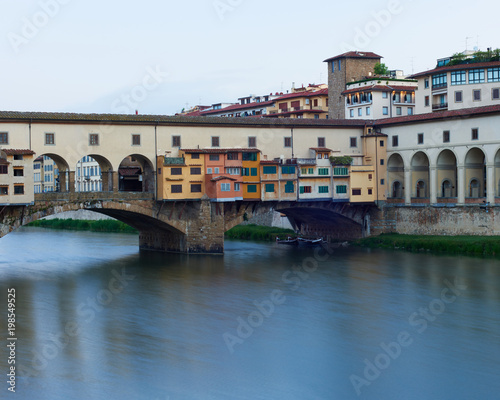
[[0, 229, 499, 399]]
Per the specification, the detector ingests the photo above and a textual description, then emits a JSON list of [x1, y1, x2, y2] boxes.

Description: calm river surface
[[0, 227, 499, 400]]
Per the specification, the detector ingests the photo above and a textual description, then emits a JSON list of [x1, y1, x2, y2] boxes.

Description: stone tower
[[324, 51, 382, 119]]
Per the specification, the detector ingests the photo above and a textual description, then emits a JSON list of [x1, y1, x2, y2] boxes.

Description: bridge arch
[[436, 149, 457, 198], [34, 153, 71, 193], [118, 154, 155, 193], [387, 153, 404, 199], [411, 151, 429, 199], [464, 147, 486, 200]]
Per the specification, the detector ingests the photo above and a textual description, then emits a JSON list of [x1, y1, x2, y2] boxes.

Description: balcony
[[164, 157, 185, 165], [297, 158, 316, 165], [432, 103, 448, 111], [432, 83, 447, 91]]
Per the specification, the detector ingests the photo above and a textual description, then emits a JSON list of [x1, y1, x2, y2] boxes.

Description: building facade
[[0, 149, 35, 205]]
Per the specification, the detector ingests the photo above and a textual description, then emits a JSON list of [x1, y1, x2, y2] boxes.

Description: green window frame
[[265, 184, 275, 193], [336, 185, 347, 194], [281, 166, 295, 174], [247, 184, 257, 193], [251, 168, 257, 176], [308, 168, 314, 174], [319, 186, 329, 193], [318, 168, 329, 176], [284, 181, 294, 193], [333, 167, 349, 176], [263, 166, 277, 174]]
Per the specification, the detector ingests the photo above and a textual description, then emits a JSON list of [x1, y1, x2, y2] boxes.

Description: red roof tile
[[324, 51, 382, 62], [409, 60, 500, 78], [181, 148, 261, 154], [260, 160, 279, 164], [211, 175, 238, 182], [376, 104, 500, 126], [2, 149, 36, 156], [343, 84, 416, 95], [199, 100, 275, 115], [273, 88, 328, 102]]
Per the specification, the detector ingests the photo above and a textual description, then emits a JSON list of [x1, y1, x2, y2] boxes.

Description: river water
[[0, 227, 499, 400]]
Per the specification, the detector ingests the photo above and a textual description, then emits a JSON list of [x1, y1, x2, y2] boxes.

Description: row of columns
[[403, 164, 496, 205], [58, 171, 119, 193]]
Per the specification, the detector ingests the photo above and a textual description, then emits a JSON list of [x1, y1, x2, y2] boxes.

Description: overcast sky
[[0, 0, 498, 115]]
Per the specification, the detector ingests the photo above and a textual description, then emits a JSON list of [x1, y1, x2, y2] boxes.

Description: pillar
[[487, 164, 495, 205], [457, 165, 465, 205], [404, 167, 411, 205], [430, 166, 437, 204], [113, 171, 119, 192], [68, 171, 75, 193]]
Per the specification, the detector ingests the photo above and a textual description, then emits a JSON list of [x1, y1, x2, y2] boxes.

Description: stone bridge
[[0, 193, 378, 253]]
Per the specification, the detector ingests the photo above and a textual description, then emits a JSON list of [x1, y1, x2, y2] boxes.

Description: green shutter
[[265, 184, 275, 193]]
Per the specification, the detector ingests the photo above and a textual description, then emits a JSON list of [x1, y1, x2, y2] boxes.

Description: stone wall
[[241, 210, 294, 230], [44, 209, 115, 221]]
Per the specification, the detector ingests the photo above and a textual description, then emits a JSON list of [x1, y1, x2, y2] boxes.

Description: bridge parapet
[[35, 192, 155, 202]]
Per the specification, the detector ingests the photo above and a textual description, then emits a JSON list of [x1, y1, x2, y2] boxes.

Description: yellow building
[[157, 150, 205, 200], [265, 86, 329, 119], [242, 150, 261, 200], [0, 149, 36, 205]]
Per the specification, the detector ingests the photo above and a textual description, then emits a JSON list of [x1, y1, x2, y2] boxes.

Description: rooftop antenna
[[465, 36, 473, 51]]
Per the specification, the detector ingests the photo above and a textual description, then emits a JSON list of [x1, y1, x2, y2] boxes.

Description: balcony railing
[[164, 157, 185, 165], [432, 103, 448, 110], [432, 83, 447, 91]]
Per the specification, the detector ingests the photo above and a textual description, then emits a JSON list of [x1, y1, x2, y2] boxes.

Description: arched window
[[416, 180, 426, 198], [469, 179, 480, 198], [442, 180, 451, 198], [392, 181, 402, 198]]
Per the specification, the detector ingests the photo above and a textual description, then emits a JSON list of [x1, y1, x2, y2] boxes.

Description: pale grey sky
[[0, 0, 498, 115]]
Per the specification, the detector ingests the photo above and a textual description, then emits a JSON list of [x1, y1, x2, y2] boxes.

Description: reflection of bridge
[[0, 192, 375, 254]]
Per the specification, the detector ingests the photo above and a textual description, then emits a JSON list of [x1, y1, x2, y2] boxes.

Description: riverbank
[[27, 218, 137, 233], [224, 224, 295, 241], [355, 233, 500, 257]]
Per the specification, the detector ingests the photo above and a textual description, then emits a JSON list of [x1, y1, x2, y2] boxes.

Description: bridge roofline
[[0, 110, 369, 129]]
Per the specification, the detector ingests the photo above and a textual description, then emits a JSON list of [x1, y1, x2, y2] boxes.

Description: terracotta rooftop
[[324, 51, 382, 62], [1, 149, 36, 156], [0, 110, 367, 128], [211, 175, 238, 182], [409, 60, 500, 78], [342, 84, 416, 95], [181, 148, 261, 154], [197, 100, 275, 116], [272, 88, 328, 102]]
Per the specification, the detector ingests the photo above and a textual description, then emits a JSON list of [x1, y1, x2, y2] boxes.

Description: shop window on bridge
[[13, 168, 24, 177], [14, 185, 24, 195], [242, 152, 257, 161], [352, 188, 362, 196], [299, 186, 312, 194], [171, 167, 183, 175], [209, 155, 219, 161], [227, 152, 238, 160], [14, 155, 23, 161], [247, 185, 257, 193], [191, 153, 200, 159], [234, 183, 241, 191], [171, 185, 182, 193], [0, 132, 8, 144], [251, 168, 257, 176], [318, 186, 329, 193], [263, 166, 277, 174], [221, 183, 231, 192], [265, 184, 275, 193], [336, 185, 347, 194], [333, 167, 348, 176], [45, 133, 55, 145], [0, 165, 7, 174], [190, 167, 201, 175], [285, 181, 294, 193], [318, 168, 329, 175], [281, 166, 295, 175], [0, 186, 8, 195]]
